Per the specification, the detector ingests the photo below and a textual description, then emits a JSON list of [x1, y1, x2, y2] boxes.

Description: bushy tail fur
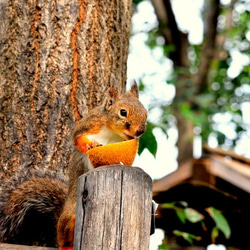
[[0, 170, 67, 247]]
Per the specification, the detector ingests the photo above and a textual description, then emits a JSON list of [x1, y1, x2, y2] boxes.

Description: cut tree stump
[[74, 165, 152, 250]]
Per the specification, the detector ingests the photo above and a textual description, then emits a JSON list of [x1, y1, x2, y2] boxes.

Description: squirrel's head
[[105, 81, 147, 140]]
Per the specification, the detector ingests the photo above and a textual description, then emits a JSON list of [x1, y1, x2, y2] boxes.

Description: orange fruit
[[87, 139, 139, 168]]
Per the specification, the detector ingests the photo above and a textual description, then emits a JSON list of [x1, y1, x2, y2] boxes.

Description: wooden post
[[74, 165, 152, 250]]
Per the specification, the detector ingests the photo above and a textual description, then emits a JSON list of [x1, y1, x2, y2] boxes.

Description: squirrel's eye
[[120, 109, 127, 117]]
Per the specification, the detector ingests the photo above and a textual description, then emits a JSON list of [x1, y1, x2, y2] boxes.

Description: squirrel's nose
[[136, 124, 145, 137]]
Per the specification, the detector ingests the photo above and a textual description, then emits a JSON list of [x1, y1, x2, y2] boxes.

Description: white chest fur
[[87, 126, 124, 145]]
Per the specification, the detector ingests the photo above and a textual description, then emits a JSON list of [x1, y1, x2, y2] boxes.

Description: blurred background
[[127, 0, 250, 249]]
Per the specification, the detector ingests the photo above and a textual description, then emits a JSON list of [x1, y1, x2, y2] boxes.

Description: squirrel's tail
[[0, 170, 67, 247]]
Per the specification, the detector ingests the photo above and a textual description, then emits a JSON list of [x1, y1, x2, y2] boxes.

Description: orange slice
[[87, 139, 139, 168]]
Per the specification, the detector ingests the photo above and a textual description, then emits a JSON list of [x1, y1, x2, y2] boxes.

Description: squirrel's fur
[[0, 169, 67, 247]]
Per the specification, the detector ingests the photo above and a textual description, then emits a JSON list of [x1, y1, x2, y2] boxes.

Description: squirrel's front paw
[[91, 140, 103, 149]]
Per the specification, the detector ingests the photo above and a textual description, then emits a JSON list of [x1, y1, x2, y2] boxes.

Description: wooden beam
[[203, 144, 250, 164], [0, 243, 56, 250], [209, 155, 250, 193]]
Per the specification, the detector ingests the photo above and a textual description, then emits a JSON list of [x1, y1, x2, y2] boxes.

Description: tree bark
[[0, 0, 132, 181]]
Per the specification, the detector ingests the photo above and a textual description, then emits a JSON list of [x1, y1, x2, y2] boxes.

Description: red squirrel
[[0, 82, 147, 248], [57, 82, 147, 249]]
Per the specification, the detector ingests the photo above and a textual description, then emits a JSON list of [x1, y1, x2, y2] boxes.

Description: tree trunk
[[152, 0, 192, 165], [0, 0, 132, 181], [151, 0, 220, 165]]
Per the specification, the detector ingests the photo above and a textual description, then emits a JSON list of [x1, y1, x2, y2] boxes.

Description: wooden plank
[[209, 155, 250, 193], [74, 165, 152, 250], [0, 243, 56, 249], [203, 144, 250, 164]]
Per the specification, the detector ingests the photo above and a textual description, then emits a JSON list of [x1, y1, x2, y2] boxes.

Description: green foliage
[[132, 0, 250, 156], [160, 201, 231, 244], [145, 28, 160, 49], [184, 207, 205, 223], [157, 241, 170, 250], [161, 201, 204, 225], [132, 0, 145, 4], [173, 230, 201, 245], [138, 122, 158, 156], [206, 207, 231, 240], [138, 78, 146, 91]]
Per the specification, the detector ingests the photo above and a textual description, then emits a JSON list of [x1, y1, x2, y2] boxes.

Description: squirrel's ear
[[106, 86, 118, 110], [128, 80, 139, 98]]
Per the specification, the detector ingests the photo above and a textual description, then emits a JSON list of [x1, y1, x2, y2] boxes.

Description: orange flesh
[[86, 139, 138, 168]]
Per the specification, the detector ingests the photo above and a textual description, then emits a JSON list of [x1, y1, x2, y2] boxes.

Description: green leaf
[[160, 202, 176, 209], [184, 208, 204, 223], [176, 208, 186, 224], [157, 241, 170, 250], [138, 79, 145, 91], [206, 207, 231, 239], [133, 0, 144, 4], [179, 102, 193, 119], [211, 227, 219, 243], [194, 93, 215, 108], [179, 201, 188, 207], [138, 122, 157, 156], [173, 230, 201, 245], [163, 44, 175, 56]]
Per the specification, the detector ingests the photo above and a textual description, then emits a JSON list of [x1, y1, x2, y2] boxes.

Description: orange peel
[[86, 139, 139, 168]]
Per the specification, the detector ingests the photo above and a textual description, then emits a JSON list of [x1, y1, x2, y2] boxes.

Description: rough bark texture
[[0, 0, 132, 181], [151, 0, 221, 165], [74, 165, 152, 250]]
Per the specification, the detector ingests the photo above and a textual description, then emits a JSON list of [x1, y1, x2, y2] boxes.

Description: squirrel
[[57, 82, 147, 249], [0, 81, 147, 249]]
